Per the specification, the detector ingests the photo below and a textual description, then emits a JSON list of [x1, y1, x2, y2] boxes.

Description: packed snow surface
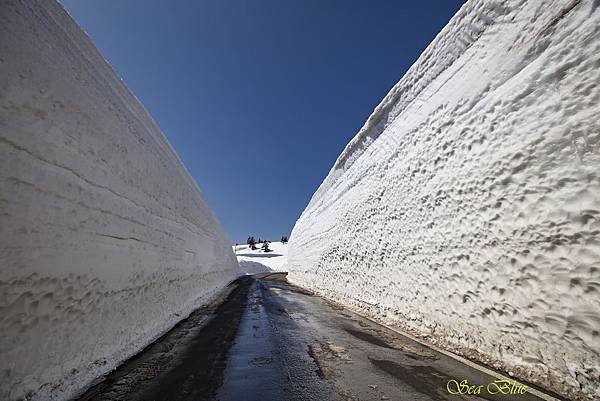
[[234, 242, 289, 274], [0, 1, 237, 400], [287, 0, 600, 400]]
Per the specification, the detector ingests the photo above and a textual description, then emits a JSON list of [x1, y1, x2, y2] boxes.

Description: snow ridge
[[0, 1, 237, 400], [288, 1, 600, 400]]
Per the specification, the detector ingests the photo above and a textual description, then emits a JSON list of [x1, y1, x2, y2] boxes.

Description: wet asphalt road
[[77, 275, 551, 401]]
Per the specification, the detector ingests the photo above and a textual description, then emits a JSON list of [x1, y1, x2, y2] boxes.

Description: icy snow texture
[[0, 1, 238, 400], [287, 0, 600, 399]]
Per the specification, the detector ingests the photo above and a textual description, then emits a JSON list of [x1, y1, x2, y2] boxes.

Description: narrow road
[[77, 275, 552, 401]]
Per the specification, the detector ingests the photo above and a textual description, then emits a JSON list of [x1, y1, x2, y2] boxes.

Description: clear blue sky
[[60, 0, 465, 243]]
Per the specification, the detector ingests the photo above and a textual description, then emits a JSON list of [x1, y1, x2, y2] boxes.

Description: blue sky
[[60, 0, 465, 243]]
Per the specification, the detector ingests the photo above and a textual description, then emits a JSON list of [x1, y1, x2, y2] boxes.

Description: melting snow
[[287, 1, 600, 400]]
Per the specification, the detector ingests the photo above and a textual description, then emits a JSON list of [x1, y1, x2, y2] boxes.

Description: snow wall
[[0, 1, 238, 400], [287, 0, 600, 400]]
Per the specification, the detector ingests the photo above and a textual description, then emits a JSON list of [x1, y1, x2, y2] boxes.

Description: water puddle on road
[[216, 282, 284, 401]]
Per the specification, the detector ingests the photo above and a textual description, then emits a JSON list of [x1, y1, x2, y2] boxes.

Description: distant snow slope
[[287, 0, 600, 399], [0, 1, 237, 400], [235, 242, 288, 274]]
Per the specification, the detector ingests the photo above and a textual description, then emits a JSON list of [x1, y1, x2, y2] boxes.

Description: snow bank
[[287, 0, 600, 399], [0, 1, 238, 400], [235, 242, 288, 274]]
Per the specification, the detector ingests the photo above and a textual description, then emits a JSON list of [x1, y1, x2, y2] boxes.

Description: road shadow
[[76, 277, 254, 401]]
